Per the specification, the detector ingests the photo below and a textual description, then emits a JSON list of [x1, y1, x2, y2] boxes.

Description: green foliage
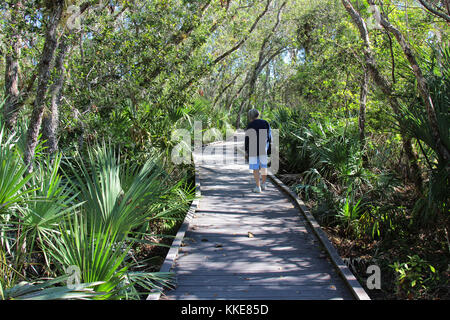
[[336, 188, 363, 235], [0, 114, 191, 299], [358, 204, 398, 240], [0, 128, 34, 214], [45, 212, 133, 299], [390, 255, 440, 299], [0, 276, 102, 300], [13, 153, 82, 270], [394, 45, 450, 226], [1, 275, 104, 300], [65, 143, 193, 239], [275, 108, 405, 240]]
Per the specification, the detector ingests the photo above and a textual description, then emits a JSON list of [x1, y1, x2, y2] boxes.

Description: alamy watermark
[[344, 258, 381, 290], [367, 4, 383, 30], [65, 265, 81, 290], [66, 0, 109, 33], [366, 264, 381, 290]]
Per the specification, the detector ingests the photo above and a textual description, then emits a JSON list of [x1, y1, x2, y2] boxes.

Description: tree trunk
[[359, 67, 369, 152], [235, 100, 248, 129], [341, 0, 423, 191], [261, 65, 270, 117], [3, 1, 22, 132], [212, 72, 240, 109], [42, 35, 68, 154], [4, 41, 20, 131], [24, 1, 65, 170]]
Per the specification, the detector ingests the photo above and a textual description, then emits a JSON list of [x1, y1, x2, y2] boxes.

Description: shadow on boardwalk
[[160, 135, 358, 300]]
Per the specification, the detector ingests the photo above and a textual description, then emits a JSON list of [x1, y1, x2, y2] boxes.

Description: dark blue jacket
[[245, 119, 272, 158]]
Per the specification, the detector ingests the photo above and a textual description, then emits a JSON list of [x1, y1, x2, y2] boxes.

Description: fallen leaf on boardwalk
[[201, 238, 209, 242], [215, 244, 223, 248], [248, 232, 255, 238]]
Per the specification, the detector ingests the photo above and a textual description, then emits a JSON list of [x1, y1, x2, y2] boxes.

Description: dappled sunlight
[[163, 136, 355, 300]]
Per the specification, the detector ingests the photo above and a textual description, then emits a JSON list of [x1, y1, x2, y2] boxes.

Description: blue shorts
[[249, 155, 268, 170]]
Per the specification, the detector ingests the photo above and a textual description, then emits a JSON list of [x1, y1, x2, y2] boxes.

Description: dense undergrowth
[[268, 62, 449, 299]]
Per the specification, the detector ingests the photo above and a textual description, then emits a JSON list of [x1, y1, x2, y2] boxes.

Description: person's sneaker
[[252, 186, 262, 193], [261, 183, 267, 191]]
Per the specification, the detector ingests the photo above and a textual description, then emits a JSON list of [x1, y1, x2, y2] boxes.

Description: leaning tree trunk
[[341, 0, 423, 192], [370, 0, 450, 165], [24, 1, 65, 170], [42, 35, 68, 155]]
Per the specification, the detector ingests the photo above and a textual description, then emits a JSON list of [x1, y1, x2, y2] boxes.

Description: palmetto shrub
[[41, 143, 192, 298], [1, 106, 192, 298], [64, 144, 192, 239], [275, 108, 402, 239], [270, 107, 311, 173], [0, 127, 33, 215]]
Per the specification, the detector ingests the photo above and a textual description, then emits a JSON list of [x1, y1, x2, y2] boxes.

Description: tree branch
[[418, 0, 450, 22], [213, 0, 272, 65], [368, 0, 450, 163]]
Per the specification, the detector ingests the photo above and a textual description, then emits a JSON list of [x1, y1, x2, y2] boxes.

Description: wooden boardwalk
[[157, 134, 368, 300]]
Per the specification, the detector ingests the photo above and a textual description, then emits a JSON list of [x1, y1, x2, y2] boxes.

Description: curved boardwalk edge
[[234, 143, 371, 300], [146, 140, 229, 300], [267, 174, 371, 300], [146, 141, 225, 300], [146, 167, 201, 300]]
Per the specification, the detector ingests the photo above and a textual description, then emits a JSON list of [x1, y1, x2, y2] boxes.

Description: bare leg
[[253, 170, 261, 188], [261, 168, 267, 185]]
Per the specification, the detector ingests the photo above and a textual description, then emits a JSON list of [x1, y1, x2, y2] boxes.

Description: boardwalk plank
[[175, 272, 338, 281]]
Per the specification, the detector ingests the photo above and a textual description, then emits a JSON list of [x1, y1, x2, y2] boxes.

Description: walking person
[[244, 108, 272, 193]]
